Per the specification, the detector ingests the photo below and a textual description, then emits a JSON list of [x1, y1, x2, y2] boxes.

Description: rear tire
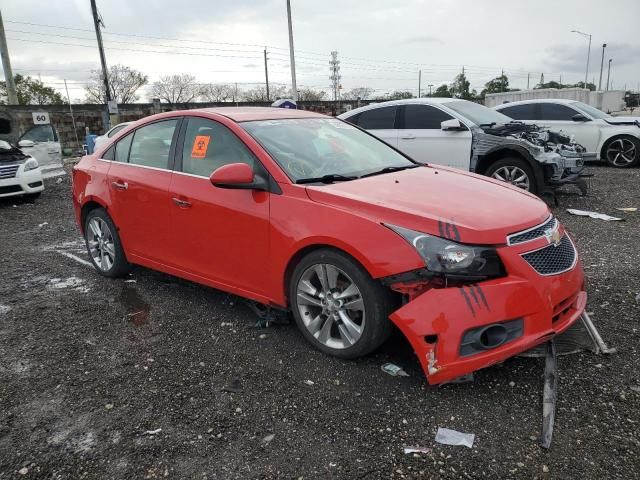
[[289, 248, 396, 359], [485, 157, 538, 194], [84, 208, 131, 278], [602, 136, 639, 168]]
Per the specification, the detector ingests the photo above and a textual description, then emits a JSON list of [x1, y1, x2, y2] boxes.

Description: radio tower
[[329, 51, 341, 103]]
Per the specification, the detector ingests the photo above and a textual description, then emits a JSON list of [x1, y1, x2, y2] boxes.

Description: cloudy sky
[[2, 0, 639, 101]]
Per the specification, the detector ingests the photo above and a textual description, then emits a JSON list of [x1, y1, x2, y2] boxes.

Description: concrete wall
[[0, 100, 377, 148], [484, 88, 626, 112]]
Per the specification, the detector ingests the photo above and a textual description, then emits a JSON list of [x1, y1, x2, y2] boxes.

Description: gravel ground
[[0, 165, 638, 479]]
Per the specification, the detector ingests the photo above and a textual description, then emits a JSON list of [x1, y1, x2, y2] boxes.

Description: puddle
[[118, 285, 150, 327]]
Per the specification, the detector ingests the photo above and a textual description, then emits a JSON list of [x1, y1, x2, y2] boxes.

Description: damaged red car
[[72, 108, 586, 384]]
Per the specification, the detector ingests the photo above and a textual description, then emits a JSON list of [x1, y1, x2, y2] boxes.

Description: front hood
[[305, 166, 550, 245], [604, 117, 640, 126]]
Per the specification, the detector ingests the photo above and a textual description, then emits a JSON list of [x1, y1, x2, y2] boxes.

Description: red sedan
[[72, 108, 586, 384]]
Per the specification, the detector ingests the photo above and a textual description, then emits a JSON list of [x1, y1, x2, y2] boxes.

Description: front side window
[[354, 106, 397, 130], [538, 103, 577, 121], [128, 120, 178, 169], [181, 117, 255, 177], [402, 104, 454, 129], [571, 102, 610, 119], [114, 133, 133, 163], [242, 118, 414, 182], [20, 125, 56, 143], [499, 103, 537, 120]]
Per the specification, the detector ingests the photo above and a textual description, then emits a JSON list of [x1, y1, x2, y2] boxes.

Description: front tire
[[603, 136, 639, 168], [485, 157, 538, 194], [84, 208, 131, 278], [289, 249, 395, 359]]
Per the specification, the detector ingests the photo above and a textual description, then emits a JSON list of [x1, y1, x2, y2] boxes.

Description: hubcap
[[491, 166, 531, 190], [606, 138, 636, 167], [296, 264, 365, 350], [87, 218, 116, 271]]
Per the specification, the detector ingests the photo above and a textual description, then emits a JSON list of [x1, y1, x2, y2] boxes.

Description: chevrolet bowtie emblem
[[545, 227, 562, 247]]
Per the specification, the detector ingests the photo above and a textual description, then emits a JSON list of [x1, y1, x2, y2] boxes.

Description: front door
[[396, 104, 472, 169], [168, 116, 270, 295], [106, 118, 180, 263], [351, 105, 399, 147], [18, 124, 63, 175], [536, 103, 601, 153]]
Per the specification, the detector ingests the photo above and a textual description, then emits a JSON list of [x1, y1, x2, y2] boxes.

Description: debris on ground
[[541, 341, 557, 449], [304, 380, 315, 386], [0, 305, 11, 315], [567, 208, 623, 221], [519, 319, 597, 357], [439, 373, 474, 386], [434, 427, 475, 448], [124, 279, 137, 283], [56, 177, 63, 184], [580, 312, 617, 354], [244, 300, 291, 328], [221, 379, 243, 393], [38, 222, 48, 228], [403, 446, 431, 454], [381, 363, 409, 377], [142, 428, 162, 435], [616, 207, 637, 213], [260, 434, 275, 447]]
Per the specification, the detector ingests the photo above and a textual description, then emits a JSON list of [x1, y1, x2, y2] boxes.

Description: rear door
[[167, 116, 270, 294], [396, 104, 472, 169], [348, 105, 399, 146], [106, 118, 180, 263]]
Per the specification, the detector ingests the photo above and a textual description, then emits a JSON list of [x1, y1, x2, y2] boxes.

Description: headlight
[[24, 158, 39, 171], [385, 224, 505, 279]]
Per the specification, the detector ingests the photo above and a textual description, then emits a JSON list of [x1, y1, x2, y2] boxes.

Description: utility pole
[[64, 79, 80, 149], [527, 73, 530, 89], [263, 47, 270, 101], [329, 51, 341, 103], [0, 9, 18, 104], [234, 82, 238, 106], [286, 0, 297, 101], [598, 43, 607, 91], [606, 59, 612, 91], [428, 84, 433, 96], [418, 70, 421, 98], [571, 30, 591, 87], [90, 0, 111, 103]]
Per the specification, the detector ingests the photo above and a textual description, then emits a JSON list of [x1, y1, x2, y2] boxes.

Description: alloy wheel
[[491, 166, 531, 190], [606, 138, 636, 167], [87, 217, 116, 271], [296, 263, 366, 350]]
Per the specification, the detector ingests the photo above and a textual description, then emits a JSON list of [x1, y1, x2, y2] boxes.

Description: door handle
[[111, 181, 128, 190], [172, 197, 192, 208], [400, 135, 416, 140]]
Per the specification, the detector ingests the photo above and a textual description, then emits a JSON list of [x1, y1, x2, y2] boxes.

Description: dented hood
[[305, 165, 550, 245], [604, 117, 640, 126]]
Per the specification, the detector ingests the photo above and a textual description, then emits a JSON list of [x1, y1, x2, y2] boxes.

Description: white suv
[[0, 140, 44, 199], [339, 98, 586, 194], [494, 99, 640, 168]]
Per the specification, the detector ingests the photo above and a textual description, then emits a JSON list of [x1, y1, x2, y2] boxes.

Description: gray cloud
[[403, 35, 443, 45]]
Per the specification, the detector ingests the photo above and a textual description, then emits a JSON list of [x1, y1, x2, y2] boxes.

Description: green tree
[[481, 74, 510, 97], [572, 81, 596, 91], [431, 84, 451, 97], [387, 90, 414, 100], [0, 74, 64, 105], [450, 72, 471, 99]]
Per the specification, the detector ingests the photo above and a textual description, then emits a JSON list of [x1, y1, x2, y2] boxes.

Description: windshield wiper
[[296, 174, 359, 184], [359, 164, 420, 178], [479, 122, 496, 128]]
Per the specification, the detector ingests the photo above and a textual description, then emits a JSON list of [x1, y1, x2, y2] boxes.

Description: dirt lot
[[0, 166, 638, 479]]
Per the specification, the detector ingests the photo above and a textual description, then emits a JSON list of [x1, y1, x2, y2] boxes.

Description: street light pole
[[428, 84, 433, 96], [606, 59, 612, 91], [286, 0, 297, 102], [598, 43, 607, 91], [571, 30, 592, 87]]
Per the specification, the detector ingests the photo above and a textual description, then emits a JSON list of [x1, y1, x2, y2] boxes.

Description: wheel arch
[[476, 147, 545, 191], [80, 197, 109, 234]]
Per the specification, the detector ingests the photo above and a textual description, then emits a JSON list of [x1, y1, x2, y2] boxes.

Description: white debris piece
[[381, 363, 409, 377], [566, 209, 623, 221], [0, 305, 11, 315], [435, 427, 475, 448], [48, 277, 90, 293], [260, 434, 275, 446], [404, 446, 431, 454], [304, 380, 315, 386], [143, 428, 162, 435], [38, 222, 48, 228]]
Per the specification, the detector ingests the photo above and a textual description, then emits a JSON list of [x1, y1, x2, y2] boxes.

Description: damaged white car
[[339, 98, 586, 194], [0, 140, 44, 199]]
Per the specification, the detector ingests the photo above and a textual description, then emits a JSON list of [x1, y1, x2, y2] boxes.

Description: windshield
[[571, 102, 611, 120], [444, 100, 513, 126], [241, 118, 415, 182]]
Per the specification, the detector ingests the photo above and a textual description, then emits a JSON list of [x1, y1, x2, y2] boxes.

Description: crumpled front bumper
[[387, 233, 586, 384]]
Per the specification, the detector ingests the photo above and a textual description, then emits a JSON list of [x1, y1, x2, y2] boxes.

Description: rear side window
[[181, 117, 256, 177], [354, 106, 397, 130], [499, 103, 537, 120], [402, 104, 454, 129], [128, 120, 178, 169], [114, 133, 133, 163], [102, 146, 115, 161], [107, 124, 127, 138], [538, 103, 577, 121]]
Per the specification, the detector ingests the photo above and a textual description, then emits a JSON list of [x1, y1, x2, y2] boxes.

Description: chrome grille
[[521, 235, 577, 276], [0, 164, 20, 179], [507, 216, 557, 245]]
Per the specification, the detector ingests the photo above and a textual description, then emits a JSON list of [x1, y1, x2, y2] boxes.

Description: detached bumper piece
[[541, 340, 557, 449]]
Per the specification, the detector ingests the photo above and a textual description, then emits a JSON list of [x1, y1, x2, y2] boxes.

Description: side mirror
[[441, 119, 464, 131], [18, 139, 35, 148], [209, 163, 267, 191], [571, 113, 590, 122]]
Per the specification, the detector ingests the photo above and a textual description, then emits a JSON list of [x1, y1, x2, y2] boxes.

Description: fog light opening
[[424, 335, 438, 345], [478, 325, 508, 349]]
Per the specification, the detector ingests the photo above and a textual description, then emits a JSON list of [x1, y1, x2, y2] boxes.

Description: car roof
[[190, 107, 327, 122], [495, 99, 579, 108], [339, 97, 465, 117]]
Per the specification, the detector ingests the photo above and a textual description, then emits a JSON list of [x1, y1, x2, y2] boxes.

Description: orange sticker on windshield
[[191, 135, 210, 158]]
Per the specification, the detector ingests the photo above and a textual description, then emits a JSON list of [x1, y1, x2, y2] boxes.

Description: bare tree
[[200, 83, 235, 102], [151, 74, 201, 105], [241, 85, 287, 102], [85, 64, 148, 103], [341, 87, 374, 101], [297, 88, 327, 101]]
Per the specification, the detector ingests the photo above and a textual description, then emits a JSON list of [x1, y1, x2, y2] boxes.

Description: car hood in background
[[305, 166, 549, 245], [604, 117, 640, 126]]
